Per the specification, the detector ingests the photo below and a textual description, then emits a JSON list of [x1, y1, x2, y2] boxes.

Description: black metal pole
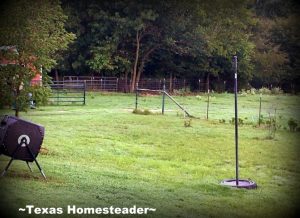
[[26, 145, 47, 180], [162, 79, 166, 115], [234, 55, 239, 186], [135, 83, 138, 110], [83, 80, 86, 105], [206, 89, 210, 120], [220, 57, 257, 189], [258, 94, 262, 126], [56, 85, 59, 106]]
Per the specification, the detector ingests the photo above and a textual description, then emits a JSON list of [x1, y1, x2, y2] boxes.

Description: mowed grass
[[0, 92, 299, 218]]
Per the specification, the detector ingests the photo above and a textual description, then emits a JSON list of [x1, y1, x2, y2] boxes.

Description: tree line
[[0, 0, 299, 115], [57, 0, 299, 93]]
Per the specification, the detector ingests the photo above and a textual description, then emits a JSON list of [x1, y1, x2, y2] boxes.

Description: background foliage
[[56, 0, 299, 92]]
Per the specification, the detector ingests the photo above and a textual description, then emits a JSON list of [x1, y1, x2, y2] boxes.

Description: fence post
[[162, 78, 166, 115], [116, 78, 119, 92], [56, 83, 59, 106], [199, 79, 201, 92], [83, 80, 86, 105], [206, 89, 210, 120], [258, 93, 262, 126], [135, 82, 139, 110]]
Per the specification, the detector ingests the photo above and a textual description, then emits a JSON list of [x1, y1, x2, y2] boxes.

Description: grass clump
[[133, 108, 154, 115], [184, 118, 192, 127], [287, 118, 298, 132]]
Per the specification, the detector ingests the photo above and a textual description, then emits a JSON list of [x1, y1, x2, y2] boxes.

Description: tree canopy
[[0, 0, 75, 115], [1, 0, 299, 97], [56, 0, 299, 92]]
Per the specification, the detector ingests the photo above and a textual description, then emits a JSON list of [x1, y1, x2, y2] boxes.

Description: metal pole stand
[[1, 142, 47, 180], [221, 55, 257, 189]]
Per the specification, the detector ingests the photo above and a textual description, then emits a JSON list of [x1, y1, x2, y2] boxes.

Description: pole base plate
[[221, 179, 257, 189]]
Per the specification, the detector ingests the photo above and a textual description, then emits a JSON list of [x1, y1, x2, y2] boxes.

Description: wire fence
[[61, 76, 209, 92]]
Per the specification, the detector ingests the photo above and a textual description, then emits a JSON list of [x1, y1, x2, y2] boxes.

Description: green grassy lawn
[[0, 92, 299, 218]]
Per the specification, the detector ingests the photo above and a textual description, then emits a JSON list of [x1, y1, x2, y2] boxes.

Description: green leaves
[[0, 0, 75, 114]]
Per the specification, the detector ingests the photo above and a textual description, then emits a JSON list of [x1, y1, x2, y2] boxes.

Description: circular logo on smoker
[[18, 135, 30, 147]]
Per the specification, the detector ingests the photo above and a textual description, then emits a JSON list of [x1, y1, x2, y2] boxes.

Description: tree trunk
[[14, 89, 20, 117], [15, 107, 19, 117], [130, 30, 140, 92], [136, 45, 159, 87], [136, 62, 144, 86], [55, 69, 59, 81], [124, 71, 129, 93]]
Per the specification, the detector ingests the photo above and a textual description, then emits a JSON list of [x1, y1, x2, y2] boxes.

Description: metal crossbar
[[136, 88, 192, 117]]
